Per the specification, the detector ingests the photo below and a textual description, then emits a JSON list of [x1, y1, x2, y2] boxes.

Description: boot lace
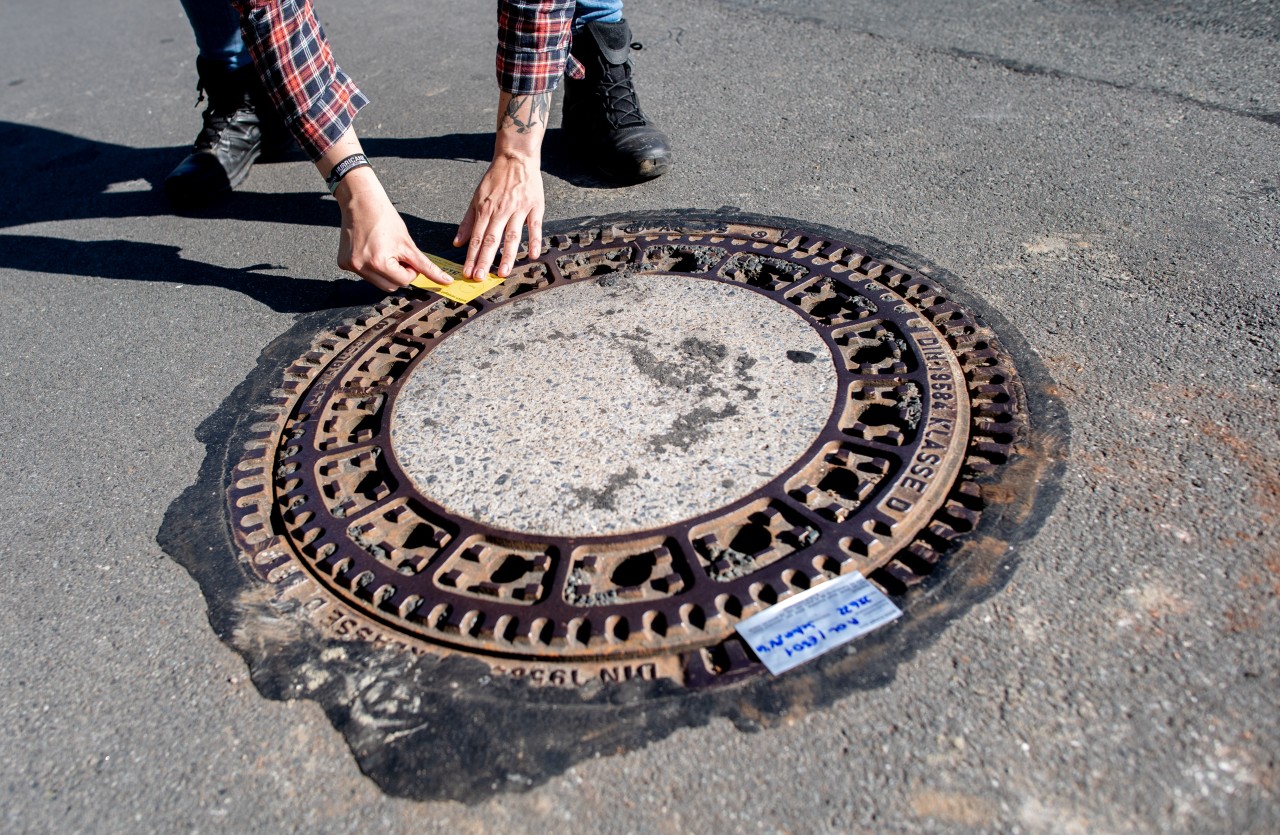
[[191, 82, 250, 152], [599, 62, 646, 129]]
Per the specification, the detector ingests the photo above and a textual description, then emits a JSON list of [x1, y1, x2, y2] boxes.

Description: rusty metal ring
[[228, 216, 1026, 691]]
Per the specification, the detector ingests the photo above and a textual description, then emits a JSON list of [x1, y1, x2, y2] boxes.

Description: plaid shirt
[[497, 1, 584, 95], [233, 0, 583, 161]]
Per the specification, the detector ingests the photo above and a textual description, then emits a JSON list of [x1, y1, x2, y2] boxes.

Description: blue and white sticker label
[[734, 572, 902, 675]]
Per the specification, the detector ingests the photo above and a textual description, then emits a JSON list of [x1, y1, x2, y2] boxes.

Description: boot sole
[[560, 121, 673, 184], [596, 153, 672, 185], [634, 156, 672, 181]]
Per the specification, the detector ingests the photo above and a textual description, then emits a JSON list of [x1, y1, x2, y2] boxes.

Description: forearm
[[494, 90, 550, 162], [316, 129, 379, 205], [315, 127, 449, 291]]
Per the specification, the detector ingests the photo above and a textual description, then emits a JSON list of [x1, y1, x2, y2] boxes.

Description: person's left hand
[[337, 168, 450, 292]]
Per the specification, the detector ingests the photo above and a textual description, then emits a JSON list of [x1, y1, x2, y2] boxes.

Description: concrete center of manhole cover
[[390, 273, 837, 536]]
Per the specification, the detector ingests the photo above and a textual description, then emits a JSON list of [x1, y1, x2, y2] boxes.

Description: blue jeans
[[179, 0, 252, 71], [183, 1, 625, 71], [571, 0, 624, 28]]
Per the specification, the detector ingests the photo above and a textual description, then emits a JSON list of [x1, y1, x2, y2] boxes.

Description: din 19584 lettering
[[491, 663, 659, 687]]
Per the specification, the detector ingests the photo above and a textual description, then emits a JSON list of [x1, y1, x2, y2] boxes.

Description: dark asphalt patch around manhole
[[159, 209, 1068, 802]]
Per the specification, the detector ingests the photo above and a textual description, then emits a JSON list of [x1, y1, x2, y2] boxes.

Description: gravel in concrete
[[393, 273, 835, 535]]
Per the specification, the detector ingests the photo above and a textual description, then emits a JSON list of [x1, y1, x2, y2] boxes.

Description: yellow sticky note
[[411, 254, 505, 303]]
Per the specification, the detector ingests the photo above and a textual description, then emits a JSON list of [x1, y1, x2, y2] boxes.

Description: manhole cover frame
[[227, 212, 1029, 691]]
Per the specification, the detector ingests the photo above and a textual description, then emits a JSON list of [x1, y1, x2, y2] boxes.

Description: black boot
[[165, 58, 279, 206], [562, 19, 672, 183]]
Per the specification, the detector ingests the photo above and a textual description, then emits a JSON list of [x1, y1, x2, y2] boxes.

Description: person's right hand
[[453, 90, 552, 281], [454, 150, 544, 281], [336, 167, 452, 293]]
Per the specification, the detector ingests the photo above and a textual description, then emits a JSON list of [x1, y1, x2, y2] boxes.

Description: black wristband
[[325, 153, 371, 194]]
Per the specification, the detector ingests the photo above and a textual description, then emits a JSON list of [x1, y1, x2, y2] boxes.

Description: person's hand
[[454, 150, 545, 280], [335, 167, 451, 293]]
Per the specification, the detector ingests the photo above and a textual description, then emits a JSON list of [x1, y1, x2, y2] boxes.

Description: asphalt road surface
[[1, 0, 1277, 831]]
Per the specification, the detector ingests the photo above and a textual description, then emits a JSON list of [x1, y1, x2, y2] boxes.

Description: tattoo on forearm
[[501, 93, 551, 134]]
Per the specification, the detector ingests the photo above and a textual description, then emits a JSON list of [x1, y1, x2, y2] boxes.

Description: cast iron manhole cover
[[228, 214, 1027, 691]]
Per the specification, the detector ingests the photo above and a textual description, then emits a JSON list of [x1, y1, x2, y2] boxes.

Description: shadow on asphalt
[[364, 128, 629, 190], [0, 233, 390, 314], [0, 120, 620, 234], [0, 120, 585, 313]]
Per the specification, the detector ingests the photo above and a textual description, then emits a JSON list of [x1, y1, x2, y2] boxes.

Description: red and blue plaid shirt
[[232, 0, 583, 161], [497, 1, 584, 95]]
